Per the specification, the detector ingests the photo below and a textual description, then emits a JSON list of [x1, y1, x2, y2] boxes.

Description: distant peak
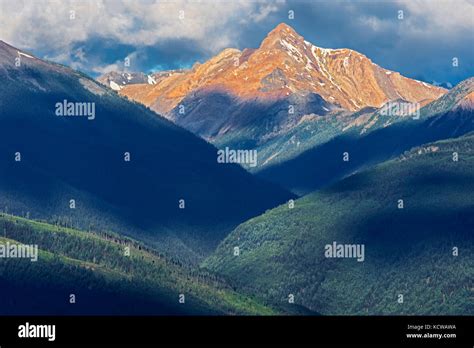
[[273, 22, 296, 32], [267, 22, 299, 38], [260, 22, 304, 50], [216, 48, 241, 57]]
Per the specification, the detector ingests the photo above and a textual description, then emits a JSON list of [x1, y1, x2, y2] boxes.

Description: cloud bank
[[0, 0, 472, 84]]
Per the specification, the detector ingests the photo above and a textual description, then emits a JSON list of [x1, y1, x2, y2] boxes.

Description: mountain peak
[[117, 22, 447, 114], [260, 22, 303, 48], [269, 22, 298, 36]]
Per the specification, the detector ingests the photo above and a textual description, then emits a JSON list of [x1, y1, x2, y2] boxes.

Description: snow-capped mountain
[[109, 23, 445, 114], [97, 71, 158, 91], [98, 23, 446, 146]]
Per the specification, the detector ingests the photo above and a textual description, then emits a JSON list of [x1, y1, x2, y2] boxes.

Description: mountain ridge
[[0, 39, 294, 262], [107, 23, 445, 119], [255, 77, 474, 194], [204, 132, 474, 315]]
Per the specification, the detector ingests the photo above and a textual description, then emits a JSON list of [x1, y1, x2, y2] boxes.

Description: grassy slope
[[204, 134, 474, 315], [0, 213, 278, 315]]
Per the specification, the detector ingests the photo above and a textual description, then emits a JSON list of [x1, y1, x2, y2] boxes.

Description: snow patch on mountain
[[148, 75, 157, 85], [17, 51, 35, 59], [110, 81, 122, 91], [280, 39, 303, 62]]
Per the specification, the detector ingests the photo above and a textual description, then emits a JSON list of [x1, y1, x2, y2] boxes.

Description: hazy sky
[[0, 0, 473, 85]]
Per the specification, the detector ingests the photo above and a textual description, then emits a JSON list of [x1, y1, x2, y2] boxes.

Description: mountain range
[[256, 77, 474, 194], [102, 23, 445, 145], [0, 21, 472, 316], [100, 23, 472, 195], [0, 39, 292, 263]]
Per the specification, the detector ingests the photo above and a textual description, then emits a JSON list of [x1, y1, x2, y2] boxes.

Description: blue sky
[[1, 0, 473, 85]]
